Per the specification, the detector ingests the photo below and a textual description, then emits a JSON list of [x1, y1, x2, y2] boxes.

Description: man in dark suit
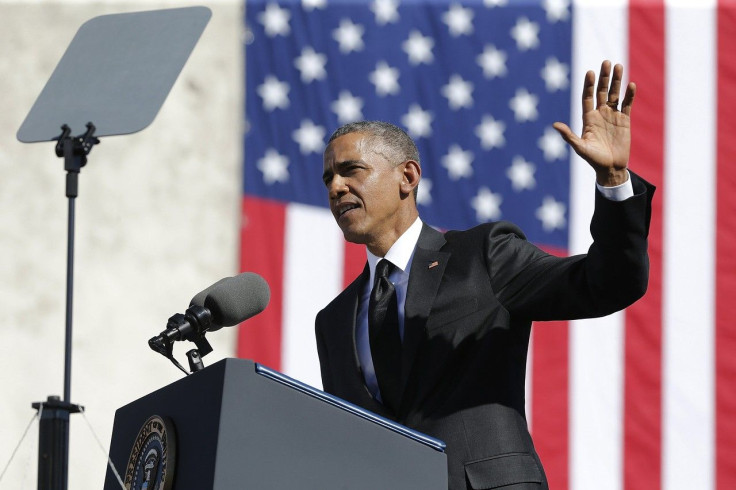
[[316, 61, 653, 489]]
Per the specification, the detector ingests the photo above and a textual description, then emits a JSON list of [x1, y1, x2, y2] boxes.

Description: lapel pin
[[428, 261, 439, 269]]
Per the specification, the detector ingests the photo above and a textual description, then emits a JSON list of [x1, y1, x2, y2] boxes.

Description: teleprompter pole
[[58, 122, 98, 403], [31, 123, 97, 490]]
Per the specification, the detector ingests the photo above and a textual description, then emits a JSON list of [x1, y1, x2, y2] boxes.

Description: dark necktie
[[369, 259, 402, 411]]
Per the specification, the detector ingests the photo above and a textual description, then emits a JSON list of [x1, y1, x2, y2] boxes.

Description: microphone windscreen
[[204, 272, 271, 327], [190, 277, 230, 307]]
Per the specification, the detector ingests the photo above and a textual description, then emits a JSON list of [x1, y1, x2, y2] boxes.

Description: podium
[[104, 358, 447, 489]]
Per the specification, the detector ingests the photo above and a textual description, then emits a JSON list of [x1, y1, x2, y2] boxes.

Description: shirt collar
[[366, 217, 423, 283]]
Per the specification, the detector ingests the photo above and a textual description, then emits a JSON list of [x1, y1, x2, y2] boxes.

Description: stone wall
[[0, 2, 243, 487]]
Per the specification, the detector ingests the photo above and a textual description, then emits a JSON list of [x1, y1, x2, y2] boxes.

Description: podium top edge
[[255, 363, 447, 452]]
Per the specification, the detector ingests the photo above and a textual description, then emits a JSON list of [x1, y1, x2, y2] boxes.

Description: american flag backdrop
[[238, 0, 736, 488]]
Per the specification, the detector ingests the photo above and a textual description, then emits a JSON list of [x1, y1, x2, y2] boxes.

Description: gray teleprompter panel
[[17, 6, 211, 143]]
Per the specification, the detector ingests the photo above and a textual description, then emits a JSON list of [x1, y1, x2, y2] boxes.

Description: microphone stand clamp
[[148, 305, 214, 375]]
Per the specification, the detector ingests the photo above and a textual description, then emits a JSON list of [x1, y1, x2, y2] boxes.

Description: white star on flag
[[257, 149, 290, 184], [511, 17, 540, 51], [258, 3, 291, 37], [483, 0, 508, 6], [475, 115, 506, 149], [543, 0, 570, 23], [331, 91, 364, 124], [538, 126, 567, 161], [402, 104, 433, 138], [294, 47, 327, 83], [301, 0, 326, 11], [536, 196, 566, 231], [370, 61, 401, 96], [541, 57, 569, 92], [442, 144, 474, 180], [509, 88, 539, 122], [417, 178, 432, 206], [442, 74, 474, 110], [403, 30, 434, 65], [477, 45, 508, 79], [471, 187, 503, 221], [443, 4, 474, 37], [333, 19, 365, 54], [371, 0, 400, 25], [292, 120, 326, 154], [506, 156, 537, 191], [257, 75, 290, 111]]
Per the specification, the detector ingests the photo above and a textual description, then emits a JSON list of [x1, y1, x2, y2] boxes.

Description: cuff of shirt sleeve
[[596, 170, 634, 201]]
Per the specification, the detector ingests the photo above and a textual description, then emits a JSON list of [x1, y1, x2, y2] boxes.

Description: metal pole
[[31, 128, 90, 490], [64, 188, 76, 403]]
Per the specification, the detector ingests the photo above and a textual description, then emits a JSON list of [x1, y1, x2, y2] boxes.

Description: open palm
[[553, 61, 635, 187]]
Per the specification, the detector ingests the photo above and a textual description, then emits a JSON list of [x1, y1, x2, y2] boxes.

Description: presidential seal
[[124, 415, 176, 490]]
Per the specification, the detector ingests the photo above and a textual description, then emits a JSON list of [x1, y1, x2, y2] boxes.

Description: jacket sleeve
[[488, 172, 655, 321]]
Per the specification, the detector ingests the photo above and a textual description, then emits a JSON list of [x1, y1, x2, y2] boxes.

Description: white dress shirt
[[356, 174, 633, 400], [596, 170, 634, 201]]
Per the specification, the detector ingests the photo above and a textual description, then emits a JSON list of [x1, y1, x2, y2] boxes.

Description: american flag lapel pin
[[428, 261, 439, 269]]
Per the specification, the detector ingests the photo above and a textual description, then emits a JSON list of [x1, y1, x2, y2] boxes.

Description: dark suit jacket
[[315, 173, 654, 489]]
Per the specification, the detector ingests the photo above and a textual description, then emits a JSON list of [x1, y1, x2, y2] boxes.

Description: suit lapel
[[326, 265, 369, 388], [400, 225, 449, 404]]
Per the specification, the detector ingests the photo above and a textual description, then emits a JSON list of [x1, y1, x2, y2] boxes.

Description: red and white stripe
[[239, 196, 364, 390], [716, 4, 736, 489], [238, 2, 736, 487], [565, 1, 735, 489]]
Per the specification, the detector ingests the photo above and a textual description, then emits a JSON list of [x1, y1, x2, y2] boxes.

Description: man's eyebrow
[[323, 159, 363, 181], [335, 159, 363, 168]]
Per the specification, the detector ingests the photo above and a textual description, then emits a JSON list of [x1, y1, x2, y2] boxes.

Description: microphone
[[200, 272, 270, 330], [149, 272, 271, 353], [189, 276, 229, 308]]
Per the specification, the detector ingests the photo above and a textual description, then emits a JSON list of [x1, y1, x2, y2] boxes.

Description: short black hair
[[328, 121, 420, 165]]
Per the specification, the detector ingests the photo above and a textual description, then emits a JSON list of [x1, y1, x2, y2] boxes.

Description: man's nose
[[328, 175, 348, 199]]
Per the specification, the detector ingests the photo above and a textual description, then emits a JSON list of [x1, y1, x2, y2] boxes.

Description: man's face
[[322, 132, 405, 245]]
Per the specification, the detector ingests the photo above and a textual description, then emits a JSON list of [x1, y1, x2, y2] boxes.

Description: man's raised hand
[[553, 60, 636, 187]]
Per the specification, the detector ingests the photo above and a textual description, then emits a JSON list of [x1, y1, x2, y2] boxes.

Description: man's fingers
[[553, 122, 580, 150], [596, 60, 612, 108], [582, 70, 595, 114], [607, 63, 624, 107], [621, 82, 636, 116]]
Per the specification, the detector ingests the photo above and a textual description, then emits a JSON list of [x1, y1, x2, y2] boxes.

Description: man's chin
[[340, 228, 368, 245]]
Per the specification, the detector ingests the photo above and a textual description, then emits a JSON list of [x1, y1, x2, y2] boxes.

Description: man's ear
[[400, 160, 421, 197]]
